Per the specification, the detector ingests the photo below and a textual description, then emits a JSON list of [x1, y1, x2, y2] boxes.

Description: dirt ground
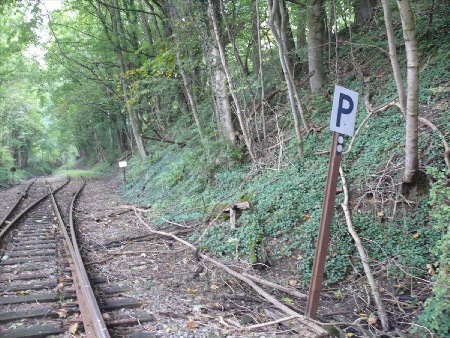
[[75, 174, 325, 337]]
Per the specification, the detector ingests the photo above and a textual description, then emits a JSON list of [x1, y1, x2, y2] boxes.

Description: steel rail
[[48, 180, 110, 338], [0, 179, 35, 230], [0, 178, 70, 239]]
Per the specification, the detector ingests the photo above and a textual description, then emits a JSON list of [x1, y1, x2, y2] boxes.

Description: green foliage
[[53, 162, 112, 179], [0, 146, 14, 185], [123, 105, 440, 286], [418, 169, 450, 337]]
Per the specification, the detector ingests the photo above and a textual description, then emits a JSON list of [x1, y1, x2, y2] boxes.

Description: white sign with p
[[330, 85, 359, 137]]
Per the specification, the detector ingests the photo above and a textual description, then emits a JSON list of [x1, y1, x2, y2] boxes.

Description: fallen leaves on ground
[[186, 320, 199, 330], [57, 308, 68, 318], [69, 323, 78, 334]]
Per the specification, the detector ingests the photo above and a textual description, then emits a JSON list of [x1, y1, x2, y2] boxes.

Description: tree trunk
[[268, 0, 308, 160], [252, 0, 260, 76], [208, 0, 256, 160], [139, 0, 154, 45], [101, 0, 148, 160], [218, 0, 248, 77], [397, 0, 419, 184], [381, 0, 406, 116], [296, 5, 307, 48], [142, 0, 163, 39], [207, 27, 236, 146], [307, 0, 325, 91], [110, 113, 126, 154], [255, 0, 267, 140], [280, 0, 298, 73], [168, 1, 205, 142], [353, 0, 377, 29]]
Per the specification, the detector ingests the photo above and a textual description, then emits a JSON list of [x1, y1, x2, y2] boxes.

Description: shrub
[[0, 146, 14, 185], [418, 169, 450, 337]]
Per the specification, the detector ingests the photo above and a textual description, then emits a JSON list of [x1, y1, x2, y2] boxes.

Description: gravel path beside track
[[75, 175, 297, 338]]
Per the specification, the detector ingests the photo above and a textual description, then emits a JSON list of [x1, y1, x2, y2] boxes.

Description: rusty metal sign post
[[306, 85, 358, 319]]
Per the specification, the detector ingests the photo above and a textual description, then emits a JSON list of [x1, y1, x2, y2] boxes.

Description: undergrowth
[[418, 169, 450, 337], [120, 3, 450, 335], [53, 162, 112, 179], [121, 100, 443, 287]]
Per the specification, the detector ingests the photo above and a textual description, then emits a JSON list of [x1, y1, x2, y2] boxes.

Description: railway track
[[0, 178, 152, 337]]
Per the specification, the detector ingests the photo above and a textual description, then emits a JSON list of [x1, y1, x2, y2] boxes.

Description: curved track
[[0, 178, 109, 337], [0, 178, 153, 338]]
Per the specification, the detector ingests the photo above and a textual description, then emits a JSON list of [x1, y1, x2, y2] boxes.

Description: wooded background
[[2, 0, 444, 184]]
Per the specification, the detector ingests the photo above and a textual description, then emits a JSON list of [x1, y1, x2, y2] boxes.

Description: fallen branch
[[106, 249, 184, 255], [162, 217, 190, 228], [263, 308, 319, 336], [132, 208, 329, 337], [339, 166, 389, 331], [268, 135, 295, 150], [241, 272, 307, 299], [243, 314, 299, 330], [419, 117, 450, 171], [94, 227, 194, 249]]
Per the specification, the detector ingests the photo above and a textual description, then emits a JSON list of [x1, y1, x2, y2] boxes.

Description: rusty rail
[[48, 180, 110, 338], [0, 178, 70, 239]]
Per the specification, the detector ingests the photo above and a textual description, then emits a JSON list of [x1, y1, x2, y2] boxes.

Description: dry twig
[[419, 117, 450, 171], [241, 272, 307, 299], [339, 166, 390, 331], [132, 208, 329, 337], [243, 315, 299, 330]]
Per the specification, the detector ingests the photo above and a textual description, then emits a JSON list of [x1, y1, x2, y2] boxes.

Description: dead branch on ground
[[132, 207, 329, 337], [419, 117, 450, 171], [243, 314, 299, 330], [241, 272, 307, 299], [340, 166, 390, 331]]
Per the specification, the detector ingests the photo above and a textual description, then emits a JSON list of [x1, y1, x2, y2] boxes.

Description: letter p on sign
[[330, 85, 359, 136]]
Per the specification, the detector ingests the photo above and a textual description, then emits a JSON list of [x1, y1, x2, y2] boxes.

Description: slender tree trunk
[[353, 0, 377, 29], [252, 0, 260, 76], [296, 5, 307, 48], [280, 0, 298, 72], [174, 47, 205, 141], [268, 0, 308, 160], [255, 0, 266, 140], [397, 0, 419, 184], [110, 113, 125, 153], [307, 0, 325, 91], [218, 0, 248, 77], [219, 0, 261, 143], [139, 0, 154, 45], [105, 0, 148, 160], [381, 0, 406, 116], [168, 1, 205, 142], [206, 25, 236, 146], [340, 166, 390, 331], [142, 0, 163, 39], [208, 0, 256, 160]]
